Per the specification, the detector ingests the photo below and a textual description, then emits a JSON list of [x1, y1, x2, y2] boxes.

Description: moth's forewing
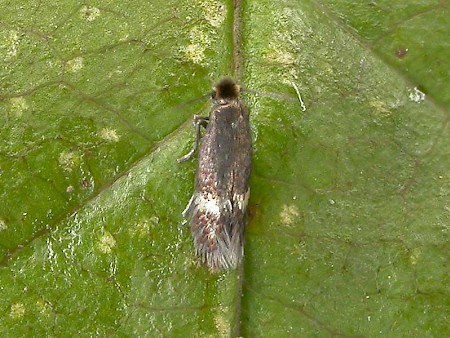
[[183, 79, 251, 270]]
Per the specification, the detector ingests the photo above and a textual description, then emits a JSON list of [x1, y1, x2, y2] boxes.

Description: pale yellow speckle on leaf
[[409, 247, 421, 265], [9, 97, 28, 117], [0, 218, 7, 231], [100, 127, 120, 143], [80, 5, 101, 22], [1, 30, 20, 60], [10, 303, 25, 318], [369, 98, 391, 118], [202, 2, 226, 27], [66, 56, 84, 73], [214, 306, 229, 336], [181, 25, 212, 65], [98, 230, 117, 254], [290, 240, 307, 260], [181, 44, 206, 64], [129, 216, 159, 238], [58, 151, 81, 172], [180, 0, 225, 65], [280, 204, 300, 226], [36, 299, 52, 317], [260, 6, 311, 84]]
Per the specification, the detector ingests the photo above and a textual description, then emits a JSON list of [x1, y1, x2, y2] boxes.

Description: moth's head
[[212, 78, 240, 100]]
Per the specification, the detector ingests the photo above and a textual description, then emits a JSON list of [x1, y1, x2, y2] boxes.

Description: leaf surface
[[0, 0, 448, 336]]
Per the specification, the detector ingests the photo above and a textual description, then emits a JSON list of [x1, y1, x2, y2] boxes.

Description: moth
[[178, 78, 251, 270]]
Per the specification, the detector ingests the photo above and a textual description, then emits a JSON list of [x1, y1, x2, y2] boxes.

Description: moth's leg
[[177, 115, 209, 163]]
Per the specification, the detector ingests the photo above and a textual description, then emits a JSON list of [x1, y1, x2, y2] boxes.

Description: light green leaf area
[[0, 0, 448, 336], [322, 0, 450, 108], [242, 0, 449, 336], [1, 1, 237, 336]]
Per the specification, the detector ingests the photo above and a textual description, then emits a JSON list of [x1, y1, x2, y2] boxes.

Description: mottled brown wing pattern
[[184, 95, 251, 270]]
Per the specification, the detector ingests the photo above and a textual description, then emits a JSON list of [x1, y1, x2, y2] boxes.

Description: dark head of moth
[[178, 78, 251, 270]]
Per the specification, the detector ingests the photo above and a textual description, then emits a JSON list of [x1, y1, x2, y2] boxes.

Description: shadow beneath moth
[[178, 78, 251, 270]]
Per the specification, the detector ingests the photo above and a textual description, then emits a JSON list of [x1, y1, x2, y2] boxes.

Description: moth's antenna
[[241, 87, 299, 103]]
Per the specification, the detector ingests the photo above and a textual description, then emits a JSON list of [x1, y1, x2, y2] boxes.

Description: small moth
[[178, 78, 251, 270]]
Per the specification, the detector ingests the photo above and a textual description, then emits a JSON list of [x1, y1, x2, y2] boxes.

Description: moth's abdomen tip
[[202, 249, 242, 271], [192, 231, 243, 270]]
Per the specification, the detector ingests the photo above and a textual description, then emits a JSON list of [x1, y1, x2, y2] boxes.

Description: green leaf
[[0, 0, 448, 336]]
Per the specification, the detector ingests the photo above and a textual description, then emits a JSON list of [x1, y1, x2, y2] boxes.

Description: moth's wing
[[222, 185, 250, 268], [187, 100, 251, 270], [188, 192, 236, 269], [226, 101, 251, 262], [215, 108, 251, 268], [187, 175, 248, 270]]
